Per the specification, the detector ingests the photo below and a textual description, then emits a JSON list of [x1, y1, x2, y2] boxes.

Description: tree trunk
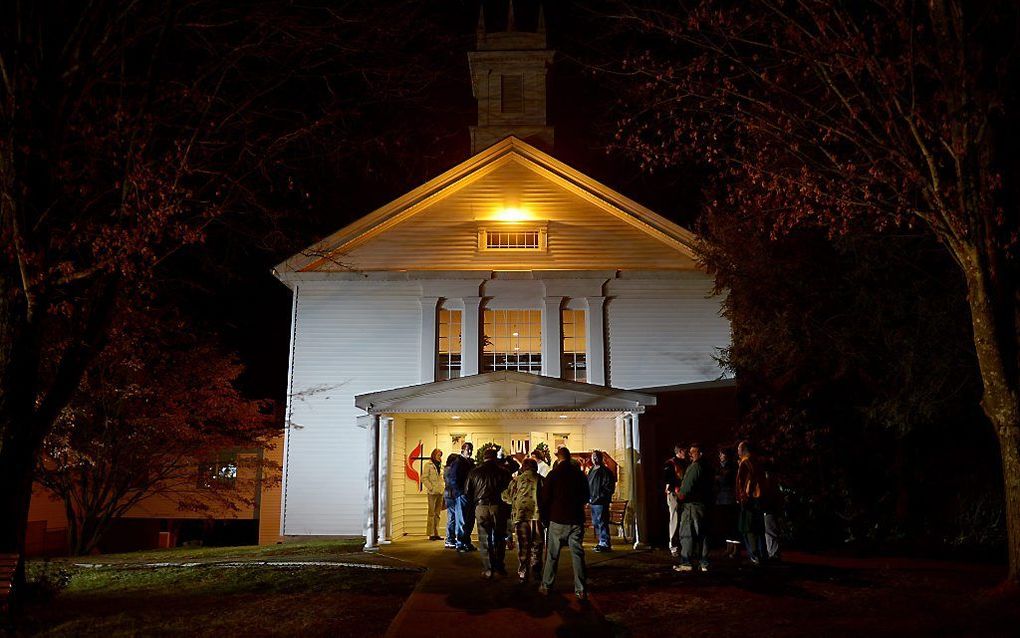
[[0, 434, 38, 589], [961, 255, 1020, 583]]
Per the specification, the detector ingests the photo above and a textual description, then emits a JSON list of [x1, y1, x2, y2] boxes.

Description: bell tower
[[468, 2, 555, 154]]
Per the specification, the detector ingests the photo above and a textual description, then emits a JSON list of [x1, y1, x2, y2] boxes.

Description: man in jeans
[[465, 448, 512, 578], [673, 443, 714, 572], [454, 442, 476, 552], [539, 447, 591, 600], [587, 450, 616, 553], [736, 440, 767, 565], [663, 445, 688, 558]]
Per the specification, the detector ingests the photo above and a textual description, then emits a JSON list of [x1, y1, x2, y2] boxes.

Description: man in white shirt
[[531, 450, 551, 477]]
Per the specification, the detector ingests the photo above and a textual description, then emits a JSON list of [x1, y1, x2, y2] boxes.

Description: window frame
[[477, 224, 548, 253], [436, 307, 463, 381], [561, 308, 588, 383], [481, 308, 543, 375]]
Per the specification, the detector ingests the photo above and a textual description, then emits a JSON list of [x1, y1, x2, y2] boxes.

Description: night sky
[[190, 1, 702, 405]]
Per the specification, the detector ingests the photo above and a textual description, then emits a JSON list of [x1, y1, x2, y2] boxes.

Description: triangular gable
[[275, 137, 700, 275], [354, 371, 656, 414]]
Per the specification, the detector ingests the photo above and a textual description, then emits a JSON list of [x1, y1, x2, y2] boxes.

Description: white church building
[[259, 7, 732, 550]]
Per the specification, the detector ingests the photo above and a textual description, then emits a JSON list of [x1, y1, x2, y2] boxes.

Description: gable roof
[[354, 370, 657, 414], [274, 136, 699, 275]]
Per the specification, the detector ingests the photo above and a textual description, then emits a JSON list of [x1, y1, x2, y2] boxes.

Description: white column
[[419, 297, 440, 383], [627, 411, 649, 549], [461, 296, 482, 376], [364, 414, 381, 552], [541, 296, 564, 378], [378, 416, 392, 545], [585, 296, 607, 386]]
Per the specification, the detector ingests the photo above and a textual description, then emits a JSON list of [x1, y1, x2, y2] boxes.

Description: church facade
[[263, 7, 732, 549]]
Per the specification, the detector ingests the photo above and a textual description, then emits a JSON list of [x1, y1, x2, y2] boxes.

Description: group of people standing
[[415, 437, 780, 596], [664, 439, 782, 572], [422, 441, 616, 600]]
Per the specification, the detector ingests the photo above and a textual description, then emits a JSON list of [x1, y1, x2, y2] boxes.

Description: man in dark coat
[[663, 445, 688, 558], [673, 443, 715, 572], [539, 447, 591, 600], [453, 442, 476, 552], [587, 450, 617, 552], [466, 448, 512, 578]]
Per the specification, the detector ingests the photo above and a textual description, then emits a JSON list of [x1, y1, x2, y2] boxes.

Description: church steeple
[[468, 1, 555, 154]]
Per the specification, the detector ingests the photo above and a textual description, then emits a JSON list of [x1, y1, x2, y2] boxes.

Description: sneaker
[[538, 585, 550, 596], [444, 542, 457, 549], [428, 535, 442, 541], [669, 548, 680, 558], [593, 545, 607, 553], [749, 556, 761, 566], [699, 563, 710, 572], [482, 570, 493, 579], [672, 564, 694, 572], [576, 591, 588, 602]]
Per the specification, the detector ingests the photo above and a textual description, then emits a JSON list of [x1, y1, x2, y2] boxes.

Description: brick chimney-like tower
[[468, 2, 555, 154]]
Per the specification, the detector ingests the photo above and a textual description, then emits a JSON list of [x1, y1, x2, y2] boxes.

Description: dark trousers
[[475, 504, 507, 572], [739, 498, 766, 560], [680, 502, 710, 566]]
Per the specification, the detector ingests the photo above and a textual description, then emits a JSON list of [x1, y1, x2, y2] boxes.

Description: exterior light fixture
[[558, 414, 568, 419], [451, 415, 462, 420], [494, 207, 529, 222]]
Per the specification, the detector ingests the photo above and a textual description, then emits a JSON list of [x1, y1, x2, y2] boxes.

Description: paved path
[[383, 538, 627, 638]]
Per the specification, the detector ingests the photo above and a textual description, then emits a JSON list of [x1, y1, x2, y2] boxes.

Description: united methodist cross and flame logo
[[405, 440, 429, 492]]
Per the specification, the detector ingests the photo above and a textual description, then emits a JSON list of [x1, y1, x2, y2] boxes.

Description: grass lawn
[[55, 538, 367, 565], [18, 541, 421, 637], [588, 550, 1020, 637]]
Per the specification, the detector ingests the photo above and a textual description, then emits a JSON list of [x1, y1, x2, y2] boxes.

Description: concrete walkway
[[382, 538, 628, 637]]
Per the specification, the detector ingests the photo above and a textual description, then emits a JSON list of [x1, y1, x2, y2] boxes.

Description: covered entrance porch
[[355, 371, 656, 551]]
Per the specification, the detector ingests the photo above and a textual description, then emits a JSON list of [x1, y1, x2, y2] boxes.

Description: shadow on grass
[[587, 550, 877, 603]]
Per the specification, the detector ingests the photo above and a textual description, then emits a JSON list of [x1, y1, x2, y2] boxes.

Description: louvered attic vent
[[485, 230, 540, 249]]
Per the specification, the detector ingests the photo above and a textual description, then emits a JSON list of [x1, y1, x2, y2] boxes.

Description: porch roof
[[354, 371, 656, 415]]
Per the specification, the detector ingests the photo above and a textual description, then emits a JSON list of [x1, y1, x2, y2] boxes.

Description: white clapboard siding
[[282, 288, 421, 536], [402, 420, 439, 538], [605, 273, 731, 389], [389, 419, 406, 539], [330, 159, 697, 272]]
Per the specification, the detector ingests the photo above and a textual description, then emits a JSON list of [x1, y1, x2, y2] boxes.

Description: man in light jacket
[[422, 448, 445, 541]]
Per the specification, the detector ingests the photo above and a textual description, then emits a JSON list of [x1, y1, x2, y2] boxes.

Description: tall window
[[437, 309, 462, 381], [561, 309, 587, 382], [482, 309, 542, 374]]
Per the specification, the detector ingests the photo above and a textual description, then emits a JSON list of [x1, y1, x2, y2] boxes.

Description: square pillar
[[541, 296, 564, 378], [461, 296, 482, 376], [419, 297, 440, 383], [585, 296, 607, 386]]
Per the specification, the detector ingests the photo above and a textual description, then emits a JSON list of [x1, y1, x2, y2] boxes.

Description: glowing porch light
[[494, 206, 529, 222], [451, 415, 462, 420], [558, 414, 568, 419]]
